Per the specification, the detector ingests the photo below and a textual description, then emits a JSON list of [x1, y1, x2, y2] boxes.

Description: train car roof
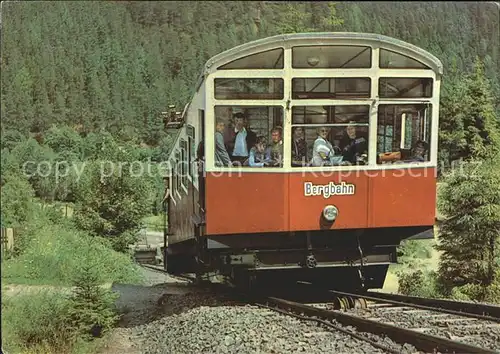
[[197, 32, 443, 86]]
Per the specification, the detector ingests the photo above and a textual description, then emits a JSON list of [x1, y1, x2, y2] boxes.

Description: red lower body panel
[[205, 168, 436, 235]]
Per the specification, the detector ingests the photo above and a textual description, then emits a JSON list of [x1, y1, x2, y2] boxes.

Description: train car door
[[193, 109, 206, 277]]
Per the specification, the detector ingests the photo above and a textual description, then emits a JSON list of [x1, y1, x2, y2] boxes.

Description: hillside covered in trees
[[1, 1, 499, 146]]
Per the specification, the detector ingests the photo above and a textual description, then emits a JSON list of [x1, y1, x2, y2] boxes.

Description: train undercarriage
[[166, 225, 434, 291]]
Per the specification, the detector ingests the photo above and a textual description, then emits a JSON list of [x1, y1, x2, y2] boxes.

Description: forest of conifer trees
[[1, 1, 499, 145]]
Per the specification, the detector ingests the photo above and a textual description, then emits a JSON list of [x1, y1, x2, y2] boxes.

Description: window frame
[[217, 48, 285, 70], [376, 103, 433, 165], [187, 125, 195, 180], [291, 45, 372, 69], [175, 150, 181, 193], [170, 157, 177, 202], [292, 77, 371, 100], [379, 48, 431, 70], [214, 78, 285, 100], [211, 104, 286, 170], [379, 77, 433, 99], [291, 104, 371, 168], [180, 139, 188, 190]]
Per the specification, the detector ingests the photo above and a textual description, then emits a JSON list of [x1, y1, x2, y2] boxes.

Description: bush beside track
[[1, 215, 144, 354]]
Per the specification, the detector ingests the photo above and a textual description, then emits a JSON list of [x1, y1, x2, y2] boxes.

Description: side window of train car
[[180, 139, 187, 188], [291, 105, 370, 167], [187, 125, 195, 180], [171, 158, 177, 197], [377, 104, 432, 164], [175, 150, 181, 192], [213, 105, 284, 168]]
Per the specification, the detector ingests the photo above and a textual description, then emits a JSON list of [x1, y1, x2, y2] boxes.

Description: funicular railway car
[[164, 32, 442, 291]]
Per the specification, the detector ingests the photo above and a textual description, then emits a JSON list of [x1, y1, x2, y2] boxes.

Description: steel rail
[[366, 290, 500, 319], [265, 296, 499, 354], [328, 288, 500, 323], [255, 302, 401, 354]]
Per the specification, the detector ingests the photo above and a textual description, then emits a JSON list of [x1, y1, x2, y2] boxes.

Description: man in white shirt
[[225, 112, 256, 164]]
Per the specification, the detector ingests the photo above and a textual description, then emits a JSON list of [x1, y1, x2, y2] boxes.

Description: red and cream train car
[[165, 32, 442, 290]]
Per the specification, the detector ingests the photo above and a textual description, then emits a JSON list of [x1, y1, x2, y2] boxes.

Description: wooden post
[[1, 227, 15, 257], [7, 228, 14, 251]]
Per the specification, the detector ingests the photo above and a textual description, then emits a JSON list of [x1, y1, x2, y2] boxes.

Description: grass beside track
[[1, 220, 145, 354]]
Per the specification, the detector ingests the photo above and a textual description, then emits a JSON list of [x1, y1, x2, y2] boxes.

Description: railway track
[[136, 267, 500, 353], [260, 296, 499, 354], [289, 282, 500, 353], [325, 287, 500, 322]]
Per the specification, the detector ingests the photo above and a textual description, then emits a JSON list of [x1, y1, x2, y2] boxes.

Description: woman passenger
[[311, 126, 337, 166]]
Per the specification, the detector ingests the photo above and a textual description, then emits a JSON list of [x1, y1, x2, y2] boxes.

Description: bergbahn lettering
[[304, 181, 356, 198]]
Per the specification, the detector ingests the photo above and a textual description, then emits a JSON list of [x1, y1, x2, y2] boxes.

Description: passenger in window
[[245, 136, 273, 167], [410, 140, 428, 162], [311, 127, 341, 166], [214, 120, 232, 167], [340, 123, 368, 165], [196, 140, 204, 161], [292, 127, 308, 166], [225, 112, 257, 163], [196, 140, 205, 176], [268, 126, 283, 166]]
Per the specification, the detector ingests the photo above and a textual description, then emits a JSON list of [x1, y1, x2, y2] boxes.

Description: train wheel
[[331, 297, 342, 310], [339, 297, 349, 311], [345, 296, 356, 309], [353, 298, 367, 309]]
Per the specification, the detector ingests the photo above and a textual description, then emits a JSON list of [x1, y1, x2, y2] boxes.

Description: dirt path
[[97, 329, 138, 354], [97, 266, 194, 354]]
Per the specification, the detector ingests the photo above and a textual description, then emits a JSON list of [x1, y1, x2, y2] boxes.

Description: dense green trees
[[0, 174, 35, 228], [439, 58, 500, 168], [436, 56, 500, 301], [1, 1, 498, 147], [72, 134, 157, 251], [437, 157, 500, 290], [0, 128, 160, 251]]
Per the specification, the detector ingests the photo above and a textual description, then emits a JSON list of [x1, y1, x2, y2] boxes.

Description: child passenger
[[245, 136, 272, 167]]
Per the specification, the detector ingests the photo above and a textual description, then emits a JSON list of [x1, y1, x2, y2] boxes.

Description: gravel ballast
[[132, 304, 398, 354], [108, 268, 416, 353]]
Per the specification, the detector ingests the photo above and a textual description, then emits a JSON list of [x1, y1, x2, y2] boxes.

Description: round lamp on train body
[[307, 56, 320, 67], [323, 205, 338, 222]]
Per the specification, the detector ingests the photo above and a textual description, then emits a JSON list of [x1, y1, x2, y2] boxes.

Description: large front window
[[213, 105, 284, 168], [291, 105, 370, 167], [377, 104, 432, 164]]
